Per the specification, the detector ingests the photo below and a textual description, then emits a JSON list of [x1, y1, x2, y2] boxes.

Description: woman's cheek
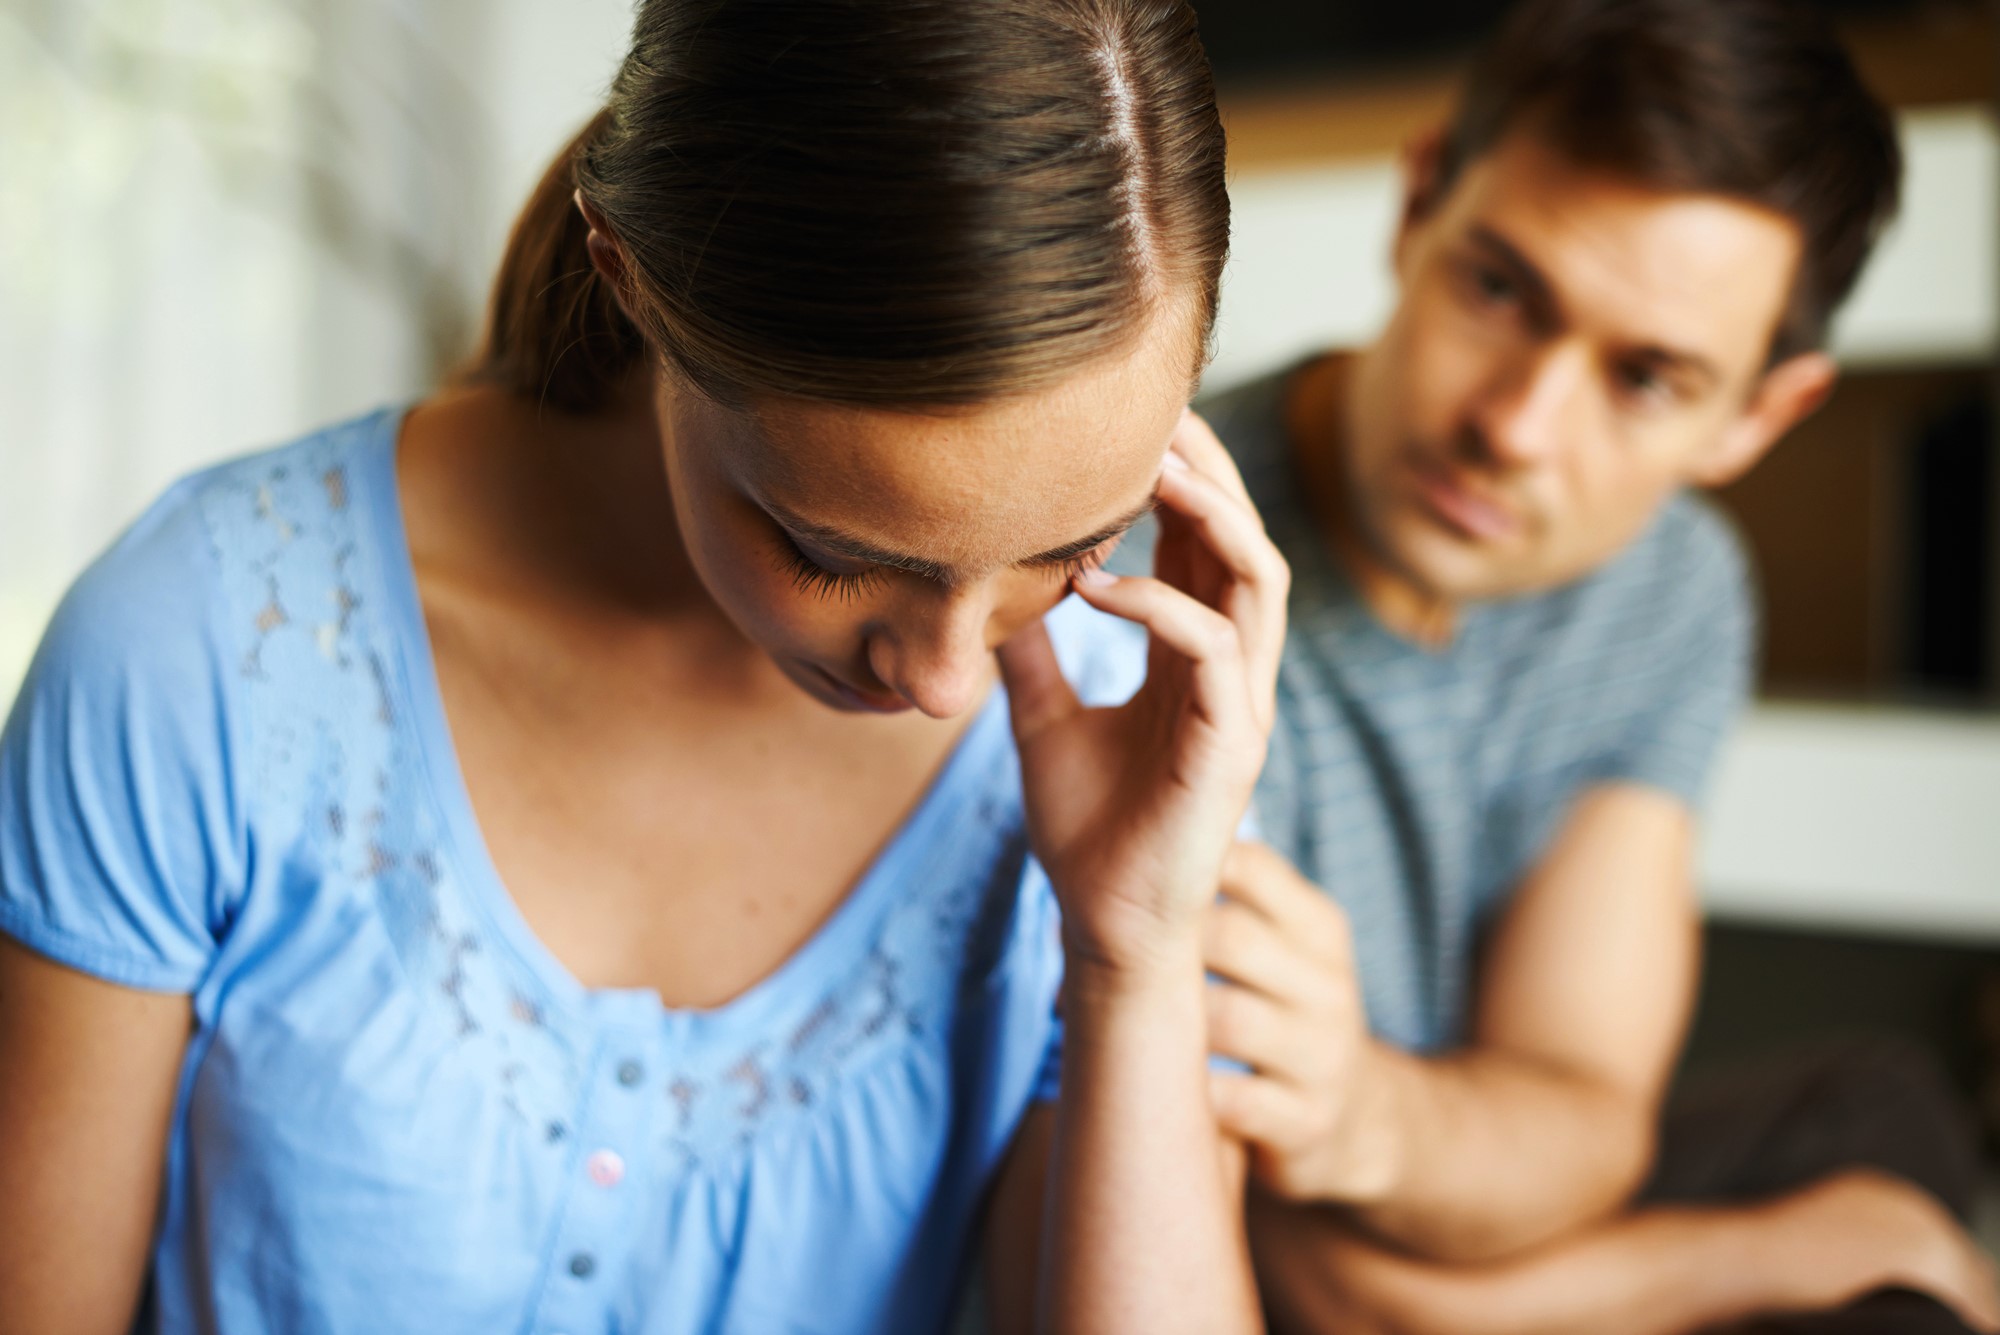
[[675, 511, 829, 650]]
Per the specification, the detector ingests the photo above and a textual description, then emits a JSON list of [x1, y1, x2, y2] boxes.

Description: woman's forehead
[[739, 385, 1180, 578]]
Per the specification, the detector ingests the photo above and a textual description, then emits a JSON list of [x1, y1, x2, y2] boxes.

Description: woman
[[0, 2, 1286, 1331]]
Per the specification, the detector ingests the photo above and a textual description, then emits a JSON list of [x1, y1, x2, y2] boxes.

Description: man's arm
[[1247, 1168, 2000, 1335], [1207, 784, 1698, 1261]]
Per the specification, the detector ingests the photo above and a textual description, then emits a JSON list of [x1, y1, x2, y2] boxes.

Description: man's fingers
[[1208, 1069, 1301, 1148], [1203, 900, 1331, 1010], [1206, 980, 1298, 1075], [995, 617, 1081, 742], [1221, 841, 1354, 967]]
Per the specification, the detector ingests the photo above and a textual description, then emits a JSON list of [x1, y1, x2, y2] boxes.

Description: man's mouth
[[1406, 457, 1521, 542]]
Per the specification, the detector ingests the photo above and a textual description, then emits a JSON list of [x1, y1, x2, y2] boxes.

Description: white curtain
[[0, 0, 634, 702]]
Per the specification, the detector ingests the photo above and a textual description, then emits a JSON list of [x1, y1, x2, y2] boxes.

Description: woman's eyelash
[[777, 533, 1112, 601], [1058, 546, 1110, 581], [777, 537, 882, 602]]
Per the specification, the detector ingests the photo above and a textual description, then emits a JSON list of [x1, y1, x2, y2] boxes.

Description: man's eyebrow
[[1624, 343, 1724, 393], [1469, 224, 1722, 390], [765, 493, 1159, 582], [1467, 224, 1559, 321]]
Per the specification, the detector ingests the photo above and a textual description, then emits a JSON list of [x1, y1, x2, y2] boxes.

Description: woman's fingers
[[995, 616, 1082, 743], [1171, 409, 1259, 515], [1071, 569, 1250, 735], [1154, 458, 1289, 721]]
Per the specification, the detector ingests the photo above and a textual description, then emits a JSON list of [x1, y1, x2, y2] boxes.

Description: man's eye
[[1616, 362, 1672, 403], [1472, 264, 1517, 304]]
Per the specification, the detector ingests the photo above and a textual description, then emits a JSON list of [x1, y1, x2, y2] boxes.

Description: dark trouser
[[1641, 1036, 1986, 1334]]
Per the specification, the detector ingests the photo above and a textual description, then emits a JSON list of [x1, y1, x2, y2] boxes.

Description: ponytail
[[463, 109, 644, 413]]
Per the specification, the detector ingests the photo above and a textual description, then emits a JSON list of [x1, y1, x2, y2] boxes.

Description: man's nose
[[866, 591, 994, 720], [1469, 344, 1584, 469]]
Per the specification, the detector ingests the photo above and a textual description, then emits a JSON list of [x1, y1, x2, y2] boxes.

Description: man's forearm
[[1335, 1041, 1655, 1261], [1253, 1194, 1832, 1335]]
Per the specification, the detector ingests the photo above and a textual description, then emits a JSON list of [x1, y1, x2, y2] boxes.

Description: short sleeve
[[1595, 501, 1756, 807], [0, 478, 247, 992]]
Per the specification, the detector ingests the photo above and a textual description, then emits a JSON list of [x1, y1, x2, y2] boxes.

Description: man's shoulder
[[1575, 491, 1753, 632]]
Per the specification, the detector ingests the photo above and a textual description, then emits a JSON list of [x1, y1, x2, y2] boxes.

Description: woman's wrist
[[1061, 926, 1207, 1012]]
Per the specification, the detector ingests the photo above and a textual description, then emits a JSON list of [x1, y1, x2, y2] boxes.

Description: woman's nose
[[866, 594, 994, 719]]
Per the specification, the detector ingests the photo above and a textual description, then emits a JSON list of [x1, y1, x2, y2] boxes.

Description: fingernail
[[1161, 449, 1191, 474], [1074, 566, 1117, 588]]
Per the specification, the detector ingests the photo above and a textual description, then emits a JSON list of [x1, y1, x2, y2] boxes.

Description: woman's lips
[[809, 663, 911, 714], [1408, 458, 1520, 542]]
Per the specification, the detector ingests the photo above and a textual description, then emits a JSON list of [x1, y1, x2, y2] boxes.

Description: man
[[1160, 0, 1999, 1329]]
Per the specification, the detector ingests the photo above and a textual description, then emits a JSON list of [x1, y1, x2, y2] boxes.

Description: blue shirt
[[0, 407, 1146, 1334]]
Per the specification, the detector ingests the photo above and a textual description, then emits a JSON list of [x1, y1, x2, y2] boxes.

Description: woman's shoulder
[[0, 407, 408, 989], [29, 408, 398, 695]]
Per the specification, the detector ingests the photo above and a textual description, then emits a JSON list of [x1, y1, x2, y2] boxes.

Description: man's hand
[[1764, 1169, 2000, 1332], [1202, 840, 1403, 1203]]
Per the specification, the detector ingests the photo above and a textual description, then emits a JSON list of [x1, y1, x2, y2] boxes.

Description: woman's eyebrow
[[766, 493, 1159, 581]]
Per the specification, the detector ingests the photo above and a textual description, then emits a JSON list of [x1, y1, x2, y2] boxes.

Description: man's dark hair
[[1438, 0, 1902, 363]]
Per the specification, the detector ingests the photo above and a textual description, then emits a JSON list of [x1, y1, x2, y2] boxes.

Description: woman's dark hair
[[1437, 0, 1902, 363], [468, 0, 1229, 412]]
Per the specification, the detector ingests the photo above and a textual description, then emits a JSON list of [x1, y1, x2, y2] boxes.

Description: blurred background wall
[[2, 0, 1996, 1224], [0, 0, 639, 700]]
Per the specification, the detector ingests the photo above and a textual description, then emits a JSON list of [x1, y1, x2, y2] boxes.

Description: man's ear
[[1691, 350, 1837, 488], [1391, 127, 1449, 275]]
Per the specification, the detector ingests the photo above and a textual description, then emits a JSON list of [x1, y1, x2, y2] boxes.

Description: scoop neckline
[[352, 404, 1011, 1040]]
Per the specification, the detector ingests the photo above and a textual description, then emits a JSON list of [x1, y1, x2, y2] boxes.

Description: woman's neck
[[397, 375, 768, 678]]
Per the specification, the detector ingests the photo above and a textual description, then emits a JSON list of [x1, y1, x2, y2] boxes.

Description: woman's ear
[[574, 189, 628, 289], [575, 188, 649, 331]]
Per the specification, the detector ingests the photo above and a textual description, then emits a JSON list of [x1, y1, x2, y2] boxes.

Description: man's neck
[[1286, 350, 1459, 649]]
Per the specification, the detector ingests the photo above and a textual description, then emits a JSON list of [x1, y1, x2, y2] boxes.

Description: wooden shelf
[[1218, 11, 1994, 172]]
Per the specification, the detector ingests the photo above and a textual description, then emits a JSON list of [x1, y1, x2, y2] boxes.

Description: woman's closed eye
[[776, 532, 884, 602], [775, 531, 1120, 603]]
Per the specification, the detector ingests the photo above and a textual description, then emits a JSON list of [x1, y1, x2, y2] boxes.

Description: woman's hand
[[996, 409, 1288, 981]]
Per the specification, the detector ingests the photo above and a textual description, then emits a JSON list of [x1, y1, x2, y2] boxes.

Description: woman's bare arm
[[990, 410, 1283, 1334], [0, 934, 190, 1334], [986, 1106, 1253, 1335]]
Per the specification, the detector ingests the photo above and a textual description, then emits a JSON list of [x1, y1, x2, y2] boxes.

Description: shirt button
[[586, 1148, 626, 1189], [616, 1059, 644, 1087], [568, 1252, 596, 1279]]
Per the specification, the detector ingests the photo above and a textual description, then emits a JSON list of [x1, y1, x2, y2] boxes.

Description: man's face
[[1347, 129, 1825, 603]]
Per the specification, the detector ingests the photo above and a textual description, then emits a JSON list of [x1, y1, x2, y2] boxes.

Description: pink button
[[586, 1149, 625, 1188]]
